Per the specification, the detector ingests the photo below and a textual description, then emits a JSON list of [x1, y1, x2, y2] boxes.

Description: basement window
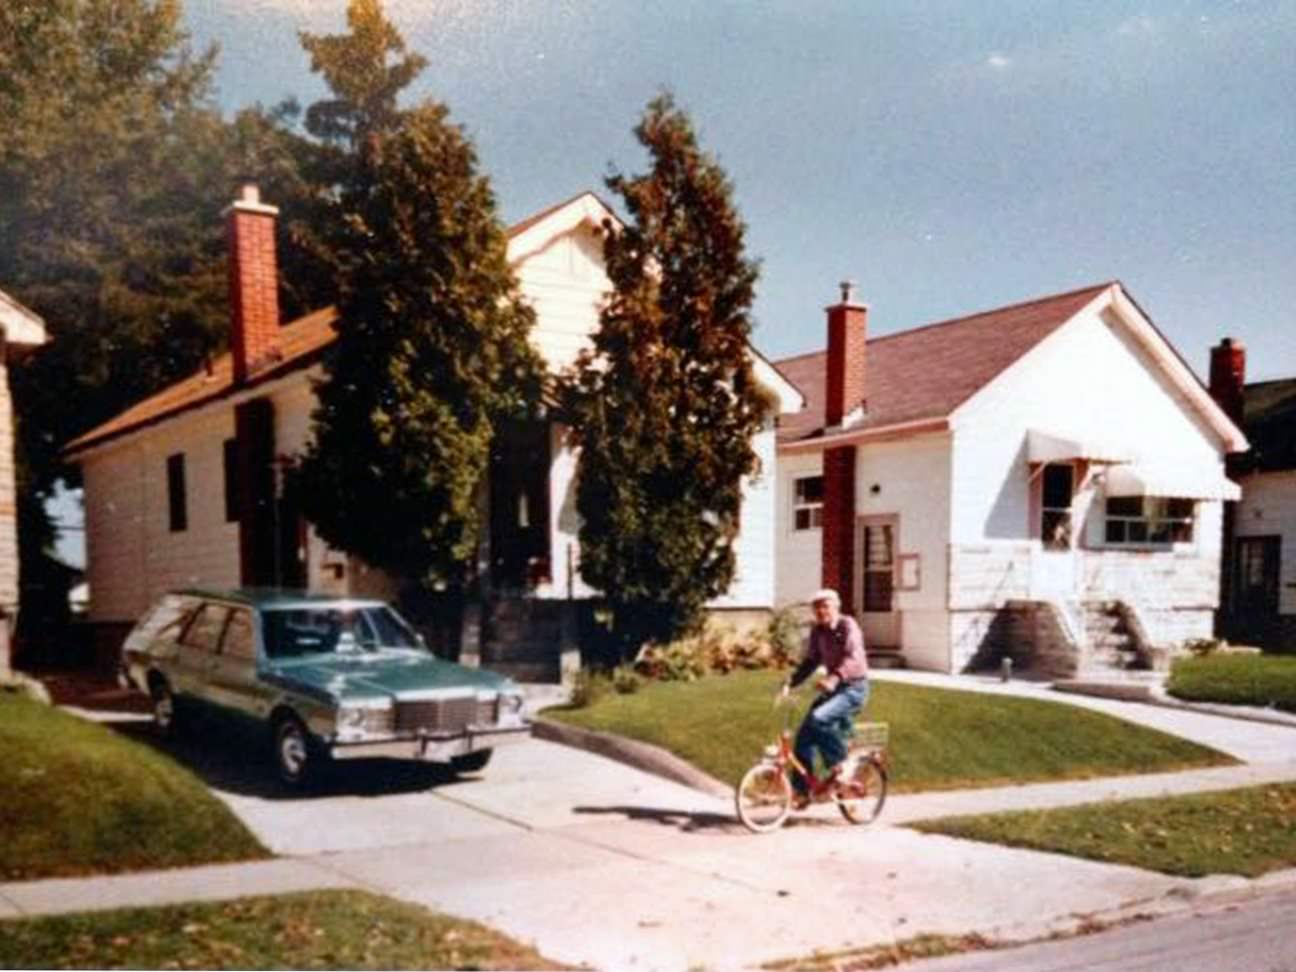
[[1105, 497, 1195, 546], [792, 475, 824, 531]]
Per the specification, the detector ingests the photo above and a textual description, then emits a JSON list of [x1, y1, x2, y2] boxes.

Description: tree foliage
[[288, 1, 543, 588], [562, 93, 773, 652]]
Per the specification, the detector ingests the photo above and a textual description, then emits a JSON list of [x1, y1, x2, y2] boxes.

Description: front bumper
[[329, 723, 531, 763]]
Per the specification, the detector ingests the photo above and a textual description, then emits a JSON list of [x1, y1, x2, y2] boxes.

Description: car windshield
[[261, 605, 422, 659]]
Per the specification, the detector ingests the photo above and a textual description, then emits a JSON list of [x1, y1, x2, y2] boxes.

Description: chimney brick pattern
[[821, 445, 857, 615], [1208, 337, 1246, 426], [227, 184, 281, 384], [825, 282, 868, 428]]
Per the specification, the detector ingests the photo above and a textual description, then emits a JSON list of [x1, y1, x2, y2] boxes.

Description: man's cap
[[809, 588, 840, 606]]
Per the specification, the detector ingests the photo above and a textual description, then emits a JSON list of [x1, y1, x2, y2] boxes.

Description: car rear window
[[261, 606, 421, 659]]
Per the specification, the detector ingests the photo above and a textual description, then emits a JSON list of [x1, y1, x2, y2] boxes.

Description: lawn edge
[[533, 717, 732, 798]]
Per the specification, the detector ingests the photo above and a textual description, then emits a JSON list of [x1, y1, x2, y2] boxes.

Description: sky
[[49, 0, 1296, 563], [184, 0, 1296, 379]]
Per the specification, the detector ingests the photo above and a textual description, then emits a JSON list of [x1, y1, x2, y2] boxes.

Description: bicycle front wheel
[[735, 763, 792, 833], [836, 755, 887, 825]]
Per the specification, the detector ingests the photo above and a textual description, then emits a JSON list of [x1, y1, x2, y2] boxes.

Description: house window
[[166, 453, 187, 532], [862, 523, 894, 612], [1105, 497, 1195, 546], [223, 438, 239, 523], [792, 475, 824, 531], [1041, 464, 1073, 551]]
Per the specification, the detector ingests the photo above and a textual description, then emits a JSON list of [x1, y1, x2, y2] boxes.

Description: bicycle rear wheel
[[835, 755, 887, 825], [735, 763, 792, 833]]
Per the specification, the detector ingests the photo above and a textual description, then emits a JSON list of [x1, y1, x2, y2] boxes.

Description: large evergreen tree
[[562, 93, 773, 652], [288, 0, 543, 589]]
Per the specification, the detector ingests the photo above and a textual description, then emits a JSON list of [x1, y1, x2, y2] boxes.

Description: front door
[[857, 517, 898, 649], [1234, 536, 1281, 618], [489, 420, 552, 592]]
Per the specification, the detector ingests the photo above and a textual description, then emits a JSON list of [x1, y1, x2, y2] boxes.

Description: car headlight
[[502, 693, 525, 715], [339, 707, 367, 729]]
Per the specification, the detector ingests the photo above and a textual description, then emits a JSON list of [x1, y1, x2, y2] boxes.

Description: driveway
[[206, 735, 1271, 972]]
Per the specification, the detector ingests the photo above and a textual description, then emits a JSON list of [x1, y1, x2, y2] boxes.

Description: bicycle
[[734, 689, 888, 833]]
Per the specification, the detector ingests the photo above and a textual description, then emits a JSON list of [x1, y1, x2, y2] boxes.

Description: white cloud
[[1117, 14, 1159, 37], [986, 53, 1011, 70]]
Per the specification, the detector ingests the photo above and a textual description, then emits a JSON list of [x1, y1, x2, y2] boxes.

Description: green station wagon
[[121, 589, 530, 787]]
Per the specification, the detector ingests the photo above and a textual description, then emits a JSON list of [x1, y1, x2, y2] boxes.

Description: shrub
[[1183, 637, 1223, 658], [633, 617, 798, 682], [611, 665, 642, 694], [569, 669, 611, 709]]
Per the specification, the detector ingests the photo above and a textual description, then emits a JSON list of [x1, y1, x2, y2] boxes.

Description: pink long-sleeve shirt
[[789, 615, 869, 692]]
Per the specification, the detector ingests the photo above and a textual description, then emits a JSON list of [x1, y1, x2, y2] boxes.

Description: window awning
[[1104, 463, 1241, 501], [1026, 430, 1134, 465]]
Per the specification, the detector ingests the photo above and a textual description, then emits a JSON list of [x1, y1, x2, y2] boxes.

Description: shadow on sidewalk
[[572, 804, 747, 835]]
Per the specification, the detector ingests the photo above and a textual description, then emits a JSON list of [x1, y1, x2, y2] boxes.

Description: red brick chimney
[[227, 182, 281, 384], [1208, 337, 1246, 425], [825, 280, 868, 428]]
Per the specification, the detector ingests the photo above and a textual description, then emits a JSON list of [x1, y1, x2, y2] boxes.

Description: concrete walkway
[[4, 677, 1295, 971]]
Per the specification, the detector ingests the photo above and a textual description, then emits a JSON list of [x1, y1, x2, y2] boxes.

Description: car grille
[[476, 695, 499, 726], [364, 708, 395, 734], [395, 695, 478, 734]]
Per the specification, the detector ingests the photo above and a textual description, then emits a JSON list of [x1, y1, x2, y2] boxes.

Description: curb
[[1143, 686, 1296, 729], [532, 718, 732, 799]]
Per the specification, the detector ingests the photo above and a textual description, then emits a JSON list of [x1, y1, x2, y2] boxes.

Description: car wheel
[[150, 678, 182, 739], [273, 715, 321, 788], [450, 749, 493, 774]]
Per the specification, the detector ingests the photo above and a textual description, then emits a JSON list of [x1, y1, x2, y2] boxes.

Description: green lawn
[[0, 694, 269, 881], [1168, 654, 1296, 714], [0, 890, 569, 970], [543, 670, 1236, 791], [911, 783, 1296, 877]]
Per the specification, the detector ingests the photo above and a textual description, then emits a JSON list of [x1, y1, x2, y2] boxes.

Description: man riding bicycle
[[781, 588, 870, 809]]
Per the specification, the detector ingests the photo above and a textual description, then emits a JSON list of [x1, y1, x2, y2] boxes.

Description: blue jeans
[[793, 681, 869, 796]]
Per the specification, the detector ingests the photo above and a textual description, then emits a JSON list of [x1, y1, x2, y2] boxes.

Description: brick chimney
[[226, 182, 281, 384], [825, 280, 868, 428], [820, 281, 866, 614], [1208, 337, 1246, 426]]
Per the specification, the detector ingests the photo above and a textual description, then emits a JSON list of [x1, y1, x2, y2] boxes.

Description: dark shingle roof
[[775, 283, 1113, 443], [1237, 378, 1296, 473]]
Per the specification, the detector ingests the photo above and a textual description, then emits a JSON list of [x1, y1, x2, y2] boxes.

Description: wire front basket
[[851, 720, 889, 752]]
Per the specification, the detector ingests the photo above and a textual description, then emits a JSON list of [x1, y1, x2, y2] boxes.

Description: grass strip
[[910, 782, 1296, 877], [545, 670, 1235, 791], [0, 889, 570, 970], [1168, 654, 1296, 713], [0, 694, 268, 880]]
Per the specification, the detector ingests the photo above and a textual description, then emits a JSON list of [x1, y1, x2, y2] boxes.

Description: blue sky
[[186, 0, 1296, 380], [52, 0, 1296, 566]]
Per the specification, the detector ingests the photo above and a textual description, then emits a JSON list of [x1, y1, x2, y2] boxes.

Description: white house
[[64, 185, 802, 681], [774, 281, 1248, 676], [0, 289, 48, 673], [1209, 338, 1296, 651]]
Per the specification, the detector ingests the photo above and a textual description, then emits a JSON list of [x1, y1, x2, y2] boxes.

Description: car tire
[[150, 678, 182, 739], [273, 715, 324, 789], [450, 749, 493, 774]]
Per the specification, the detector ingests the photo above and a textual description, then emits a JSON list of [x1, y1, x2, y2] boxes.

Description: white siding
[[1234, 469, 1296, 616], [515, 225, 610, 374], [776, 451, 825, 608], [948, 304, 1229, 648], [856, 434, 953, 671], [710, 422, 777, 608], [84, 410, 241, 622]]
